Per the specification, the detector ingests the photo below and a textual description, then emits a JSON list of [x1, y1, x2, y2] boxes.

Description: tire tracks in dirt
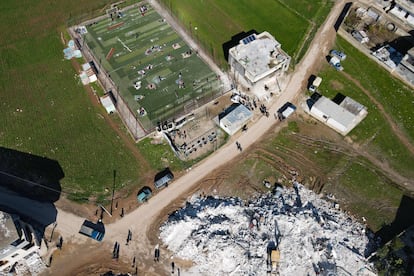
[[342, 71, 414, 157]]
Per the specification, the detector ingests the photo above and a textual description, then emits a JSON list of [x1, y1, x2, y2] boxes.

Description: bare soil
[[46, 1, 413, 275]]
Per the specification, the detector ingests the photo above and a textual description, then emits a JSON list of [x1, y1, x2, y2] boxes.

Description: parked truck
[[79, 220, 105, 241], [308, 76, 322, 93]]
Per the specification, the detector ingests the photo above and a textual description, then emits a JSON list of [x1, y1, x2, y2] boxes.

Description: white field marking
[[117, 37, 132, 52]]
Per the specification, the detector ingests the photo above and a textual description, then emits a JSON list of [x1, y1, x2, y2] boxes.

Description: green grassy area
[[264, 122, 344, 175], [0, 0, 143, 201], [217, 119, 404, 231], [336, 37, 414, 142], [338, 161, 403, 231], [335, 162, 403, 231], [84, 5, 222, 130], [265, 122, 403, 231], [277, 0, 334, 63], [316, 36, 414, 178], [136, 138, 189, 172], [159, 0, 333, 68]]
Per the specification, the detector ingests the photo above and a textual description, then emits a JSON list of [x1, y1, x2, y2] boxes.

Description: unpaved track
[[103, 0, 347, 261], [50, 0, 371, 273]]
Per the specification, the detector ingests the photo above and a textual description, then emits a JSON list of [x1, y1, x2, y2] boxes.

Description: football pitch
[[84, 5, 222, 130]]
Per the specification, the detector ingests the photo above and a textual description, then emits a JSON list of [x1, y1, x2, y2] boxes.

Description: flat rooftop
[[229, 32, 289, 81], [313, 97, 356, 128], [220, 104, 252, 126]]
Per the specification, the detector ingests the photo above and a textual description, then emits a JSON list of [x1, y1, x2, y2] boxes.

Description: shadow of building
[[0, 147, 64, 242], [222, 29, 258, 62], [334, 2, 353, 32], [375, 195, 414, 246], [0, 147, 63, 202]]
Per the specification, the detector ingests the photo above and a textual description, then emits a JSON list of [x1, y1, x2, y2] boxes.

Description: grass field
[[160, 0, 334, 67], [0, 0, 146, 201], [217, 121, 404, 231], [316, 36, 414, 178], [84, 5, 222, 130]]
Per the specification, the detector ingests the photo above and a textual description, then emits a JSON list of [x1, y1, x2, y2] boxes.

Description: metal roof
[[311, 97, 356, 128], [219, 104, 253, 135]]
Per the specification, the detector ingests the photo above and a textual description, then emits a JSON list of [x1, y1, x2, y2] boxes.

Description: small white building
[[228, 32, 291, 86], [217, 104, 252, 135], [100, 94, 116, 114], [309, 95, 367, 136]]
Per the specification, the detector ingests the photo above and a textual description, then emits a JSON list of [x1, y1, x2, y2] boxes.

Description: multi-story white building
[[228, 32, 290, 99]]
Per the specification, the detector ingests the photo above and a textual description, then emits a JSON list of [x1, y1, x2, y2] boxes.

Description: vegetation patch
[[0, 0, 145, 200], [317, 37, 414, 178], [84, 5, 221, 130], [159, 0, 333, 68]]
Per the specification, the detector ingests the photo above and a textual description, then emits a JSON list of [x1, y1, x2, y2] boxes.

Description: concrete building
[[388, 0, 414, 26], [0, 211, 42, 274], [308, 95, 368, 136], [217, 104, 252, 135], [228, 32, 290, 99]]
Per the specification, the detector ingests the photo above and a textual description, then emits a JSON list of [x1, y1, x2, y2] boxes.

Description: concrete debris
[[160, 183, 377, 275]]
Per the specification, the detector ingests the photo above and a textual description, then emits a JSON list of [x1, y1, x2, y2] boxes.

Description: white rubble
[[160, 183, 377, 275]]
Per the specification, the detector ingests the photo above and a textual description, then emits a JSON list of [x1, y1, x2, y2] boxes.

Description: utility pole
[[110, 170, 116, 215]]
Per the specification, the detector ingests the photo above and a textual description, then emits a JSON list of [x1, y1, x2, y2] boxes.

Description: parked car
[[137, 186, 152, 202], [329, 56, 344, 71], [79, 220, 105, 241], [277, 102, 297, 121], [330, 49, 346, 60], [154, 168, 174, 189]]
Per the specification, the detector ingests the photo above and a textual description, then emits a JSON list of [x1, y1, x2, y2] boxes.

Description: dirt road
[[103, 0, 346, 262], [49, 1, 346, 274]]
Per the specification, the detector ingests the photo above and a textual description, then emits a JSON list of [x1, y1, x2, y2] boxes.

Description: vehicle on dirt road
[[79, 220, 105, 241], [277, 102, 297, 121], [137, 186, 152, 202]]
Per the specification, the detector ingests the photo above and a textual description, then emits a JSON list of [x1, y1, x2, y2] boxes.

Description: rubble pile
[[160, 183, 377, 275]]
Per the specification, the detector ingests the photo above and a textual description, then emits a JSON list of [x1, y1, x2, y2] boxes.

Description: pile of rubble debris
[[160, 183, 377, 275]]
